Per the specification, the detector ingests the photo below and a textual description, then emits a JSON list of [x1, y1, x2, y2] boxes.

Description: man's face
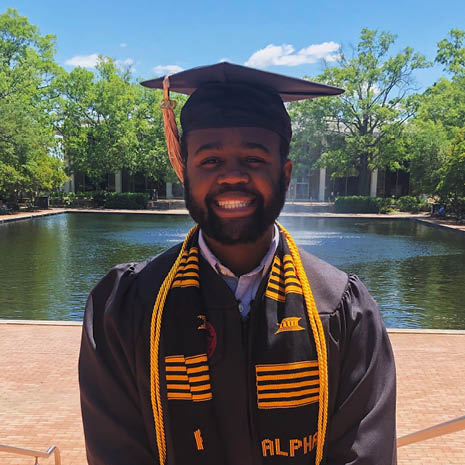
[[184, 127, 292, 245]]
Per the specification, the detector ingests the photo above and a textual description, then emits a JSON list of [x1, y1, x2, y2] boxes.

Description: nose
[[217, 167, 249, 185]]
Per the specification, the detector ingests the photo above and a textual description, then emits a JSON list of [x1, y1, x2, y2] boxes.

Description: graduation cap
[[141, 62, 343, 183]]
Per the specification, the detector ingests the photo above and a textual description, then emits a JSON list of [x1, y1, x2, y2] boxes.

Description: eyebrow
[[241, 142, 271, 154], [194, 142, 223, 156], [193, 140, 271, 156]]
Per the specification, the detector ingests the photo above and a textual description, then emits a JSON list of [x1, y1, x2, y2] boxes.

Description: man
[[79, 62, 396, 465]]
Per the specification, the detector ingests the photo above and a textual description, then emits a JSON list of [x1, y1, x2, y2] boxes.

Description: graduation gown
[[79, 243, 397, 465]]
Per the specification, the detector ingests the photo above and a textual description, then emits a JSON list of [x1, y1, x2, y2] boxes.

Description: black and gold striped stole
[[172, 245, 200, 288], [265, 254, 303, 302], [150, 225, 328, 465], [165, 354, 212, 402], [255, 360, 320, 409]]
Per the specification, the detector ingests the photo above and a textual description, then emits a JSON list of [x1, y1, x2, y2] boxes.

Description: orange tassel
[[161, 75, 185, 184]]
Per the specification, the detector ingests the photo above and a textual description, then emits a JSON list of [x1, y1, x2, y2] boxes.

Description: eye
[[200, 157, 221, 166], [246, 156, 265, 164]]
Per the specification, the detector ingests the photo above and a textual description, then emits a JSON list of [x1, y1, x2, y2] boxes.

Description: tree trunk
[[358, 153, 370, 196]]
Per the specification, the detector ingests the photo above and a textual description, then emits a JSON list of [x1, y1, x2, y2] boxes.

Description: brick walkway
[[1, 324, 464, 464]]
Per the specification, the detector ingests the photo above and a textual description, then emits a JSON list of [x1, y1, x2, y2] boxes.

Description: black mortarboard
[[140, 62, 343, 182], [141, 61, 343, 101]]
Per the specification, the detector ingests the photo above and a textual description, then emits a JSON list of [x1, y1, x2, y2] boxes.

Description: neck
[[202, 225, 275, 276]]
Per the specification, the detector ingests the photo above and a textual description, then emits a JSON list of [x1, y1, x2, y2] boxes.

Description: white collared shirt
[[198, 225, 279, 318]]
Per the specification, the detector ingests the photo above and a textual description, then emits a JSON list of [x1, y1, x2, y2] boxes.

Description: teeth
[[217, 200, 251, 209]]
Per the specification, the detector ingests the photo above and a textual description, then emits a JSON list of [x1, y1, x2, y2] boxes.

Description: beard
[[184, 170, 287, 245]]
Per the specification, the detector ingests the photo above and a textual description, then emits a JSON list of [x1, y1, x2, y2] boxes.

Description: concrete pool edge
[[3, 208, 464, 237], [0, 319, 82, 326], [1, 319, 465, 334], [0, 208, 66, 224], [0, 206, 433, 221]]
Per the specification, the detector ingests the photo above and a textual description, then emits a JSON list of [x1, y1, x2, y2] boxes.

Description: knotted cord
[[150, 225, 198, 464], [277, 222, 328, 465]]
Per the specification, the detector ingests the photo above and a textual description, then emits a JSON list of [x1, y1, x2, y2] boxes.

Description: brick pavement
[[392, 331, 465, 464], [1, 323, 464, 464]]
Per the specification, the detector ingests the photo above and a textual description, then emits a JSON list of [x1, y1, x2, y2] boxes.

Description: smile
[[216, 199, 253, 210]]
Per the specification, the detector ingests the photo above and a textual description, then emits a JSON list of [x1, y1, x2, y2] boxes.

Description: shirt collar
[[198, 224, 280, 279]]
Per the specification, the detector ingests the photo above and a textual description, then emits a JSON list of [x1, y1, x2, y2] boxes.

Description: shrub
[[396, 196, 428, 212], [104, 192, 149, 210], [91, 191, 107, 207], [441, 196, 465, 221], [49, 191, 74, 206], [379, 197, 396, 214], [334, 196, 383, 213]]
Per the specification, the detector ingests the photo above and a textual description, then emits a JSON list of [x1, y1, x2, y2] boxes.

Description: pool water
[[1, 213, 464, 328]]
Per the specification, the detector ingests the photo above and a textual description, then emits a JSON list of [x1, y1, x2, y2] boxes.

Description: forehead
[[186, 127, 280, 152]]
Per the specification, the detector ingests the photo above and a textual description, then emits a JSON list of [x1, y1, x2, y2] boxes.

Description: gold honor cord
[[150, 223, 328, 465], [277, 222, 328, 465], [150, 225, 199, 464]]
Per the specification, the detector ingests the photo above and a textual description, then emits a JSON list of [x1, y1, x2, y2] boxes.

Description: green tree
[[0, 8, 67, 205], [0, 8, 59, 105], [436, 29, 465, 76], [290, 28, 430, 195], [56, 58, 137, 185], [402, 119, 448, 195], [131, 84, 185, 184], [405, 29, 465, 197], [436, 129, 465, 219], [56, 57, 179, 188], [0, 97, 68, 205]]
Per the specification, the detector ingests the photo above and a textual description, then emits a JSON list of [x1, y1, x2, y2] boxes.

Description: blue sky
[[8, 0, 465, 91]]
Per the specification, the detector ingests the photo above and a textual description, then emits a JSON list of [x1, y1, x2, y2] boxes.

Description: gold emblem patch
[[197, 315, 207, 330], [275, 317, 305, 334]]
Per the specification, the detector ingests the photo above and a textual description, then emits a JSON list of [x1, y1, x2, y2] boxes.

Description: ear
[[283, 159, 293, 191]]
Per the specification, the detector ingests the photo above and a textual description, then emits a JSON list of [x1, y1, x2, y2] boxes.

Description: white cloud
[[120, 42, 127, 48], [245, 41, 341, 68], [153, 64, 184, 75], [65, 53, 100, 68], [116, 57, 135, 67]]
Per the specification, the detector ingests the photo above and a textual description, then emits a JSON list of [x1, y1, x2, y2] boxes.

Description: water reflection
[[1, 213, 464, 328], [279, 217, 465, 329]]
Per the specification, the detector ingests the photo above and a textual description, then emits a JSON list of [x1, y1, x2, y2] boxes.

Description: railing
[[397, 414, 465, 447], [0, 443, 61, 465]]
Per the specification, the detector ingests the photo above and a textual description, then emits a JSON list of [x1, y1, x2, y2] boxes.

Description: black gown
[[79, 244, 397, 465]]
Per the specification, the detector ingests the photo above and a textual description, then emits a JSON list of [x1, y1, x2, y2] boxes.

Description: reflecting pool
[[1, 213, 464, 328]]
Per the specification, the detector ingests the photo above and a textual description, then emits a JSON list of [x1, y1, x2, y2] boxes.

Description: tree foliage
[[405, 29, 465, 208], [3, 11, 465, 212], [436, 29, 465, 77], [290, 28, 430, 195], [0, 8, 67, 205], [55, 57, 182, 186], [437, 129, 465, 219]]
